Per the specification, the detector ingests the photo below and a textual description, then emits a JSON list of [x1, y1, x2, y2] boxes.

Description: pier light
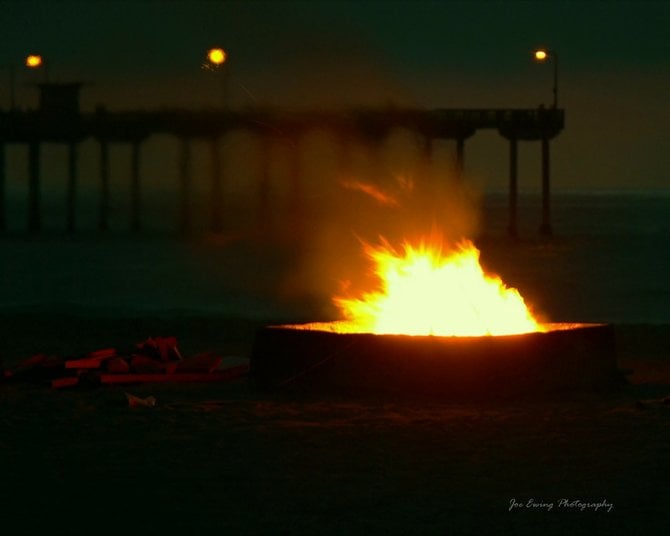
[[25, 54, 43, 68], [207, 47, 227, 67], [204, 47, 229, 109], [25, 53, 49, 82], [532, 48, 558, 109], [534, 49, 548, 61]]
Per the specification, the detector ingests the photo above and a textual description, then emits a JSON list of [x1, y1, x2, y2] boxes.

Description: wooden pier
[[0, 83, 564, 236]]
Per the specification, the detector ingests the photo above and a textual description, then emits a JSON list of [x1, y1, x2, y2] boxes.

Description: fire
[[333, 238, 541, 336]]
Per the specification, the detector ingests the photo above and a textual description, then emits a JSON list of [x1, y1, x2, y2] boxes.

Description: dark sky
[[2, 0, 669, 191]]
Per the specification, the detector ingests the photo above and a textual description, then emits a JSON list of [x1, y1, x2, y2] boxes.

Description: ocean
[[480, 192, 670, 324], [0, 192, 669, 325]]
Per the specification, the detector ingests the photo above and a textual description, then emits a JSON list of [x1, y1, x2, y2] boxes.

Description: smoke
[[278, 128, 483, 318]]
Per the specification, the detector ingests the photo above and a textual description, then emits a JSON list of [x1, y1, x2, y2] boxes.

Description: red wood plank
[[65, 349, 117, 369], [130, 354, 163, 373], [87, 348, 116, 359], [136, 336, 179, 362], [18, 354, 50, 368], [52, 376, 80, 389], [156, 337, 178, 362], [65, 357, 107, 369], [99, 366, 248, 385], [106, 357, 130, 373], [176, 353, 222, 373]]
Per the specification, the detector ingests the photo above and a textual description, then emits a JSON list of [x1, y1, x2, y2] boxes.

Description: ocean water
[[480, 192, 670, 324], [0, 192, 669, 324]]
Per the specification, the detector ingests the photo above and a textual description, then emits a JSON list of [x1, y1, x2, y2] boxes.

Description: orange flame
[[333, 238, 541, 336], [340, 180, 400, 207]]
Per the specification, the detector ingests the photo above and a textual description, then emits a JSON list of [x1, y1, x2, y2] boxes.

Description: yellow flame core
[[334, 239, 541, 336]]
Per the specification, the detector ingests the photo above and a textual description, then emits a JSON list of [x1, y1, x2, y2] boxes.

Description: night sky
[[2, 0, 669, 192]]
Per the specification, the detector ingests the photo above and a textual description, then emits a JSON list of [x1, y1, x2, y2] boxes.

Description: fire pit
[[251, 238, 620, 398], [250, 322, 620, 398]]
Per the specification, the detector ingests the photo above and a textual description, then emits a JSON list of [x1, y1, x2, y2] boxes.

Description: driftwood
[[3, 336, 247, 389]]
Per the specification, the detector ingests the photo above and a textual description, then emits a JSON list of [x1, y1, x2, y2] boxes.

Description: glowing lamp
[[207, 48, 227, 66], [534, 50, 548, 61], [531, 48, 559, 108], [25, 54, 43, 68]]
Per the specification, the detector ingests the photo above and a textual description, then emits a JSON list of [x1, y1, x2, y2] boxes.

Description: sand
[[1, 314, 669, 535]]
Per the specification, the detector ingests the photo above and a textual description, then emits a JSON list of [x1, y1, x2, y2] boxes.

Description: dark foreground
[[1, 314, 670, 535]]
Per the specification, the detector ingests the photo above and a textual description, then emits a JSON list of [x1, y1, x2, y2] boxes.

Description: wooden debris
[[88, 348, 116, 359], [6, 335, 248, 389], [100, 365, 248, 385], [65, 349, 117, 369], [106, 357, 130, 374], [136, 336, 180, 362], [176, 352, 222, 373], [125, 392, 157, 407], [66, 357, 109, 370], [130, 354, 164, 373], [51, 376, 80, 389], [8, 354, 64, 381], [2, 337, 248, 390]]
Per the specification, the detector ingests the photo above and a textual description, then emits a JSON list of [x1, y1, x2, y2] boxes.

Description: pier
[[0, 83, 564, 237]]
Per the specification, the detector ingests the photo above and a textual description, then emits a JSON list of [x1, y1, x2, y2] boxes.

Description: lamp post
[[207, 47, 227, 67], [205, 47, 229, 109], [2, 54, 47, 110], [532, 48, 559, 238], [25, 53, 49, 82], [2, 64, 17, 109], [533, 48, 558, 108]]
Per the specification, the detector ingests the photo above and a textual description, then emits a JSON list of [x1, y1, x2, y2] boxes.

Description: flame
[[340, 179, 400, 207], [333, 238, 541, 336]]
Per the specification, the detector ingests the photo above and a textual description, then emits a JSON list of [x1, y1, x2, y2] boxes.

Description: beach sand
[[1, 313, 669, 535]]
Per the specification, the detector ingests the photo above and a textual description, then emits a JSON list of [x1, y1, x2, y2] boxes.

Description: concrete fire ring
[[250, 323, 621, 399]]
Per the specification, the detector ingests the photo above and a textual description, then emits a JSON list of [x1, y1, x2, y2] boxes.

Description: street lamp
[[206, 47, 227, 68], [533, 48, 558, 108], [25, 53, 49, 82], [25, 54, 42, 68], [203, 47, 229, 109], [2, 54, 48, 110]]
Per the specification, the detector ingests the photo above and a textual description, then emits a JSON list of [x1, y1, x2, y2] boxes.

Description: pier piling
[[99, 139, 109, 232], [540, 136, 552, 237], [0, 143, 5, 231], [130, 141, 141, 232], [66, 142, 77, 233], [28, 142, 41, 233], [0, 106, 563, 236], [508, 138, 518, 239]]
